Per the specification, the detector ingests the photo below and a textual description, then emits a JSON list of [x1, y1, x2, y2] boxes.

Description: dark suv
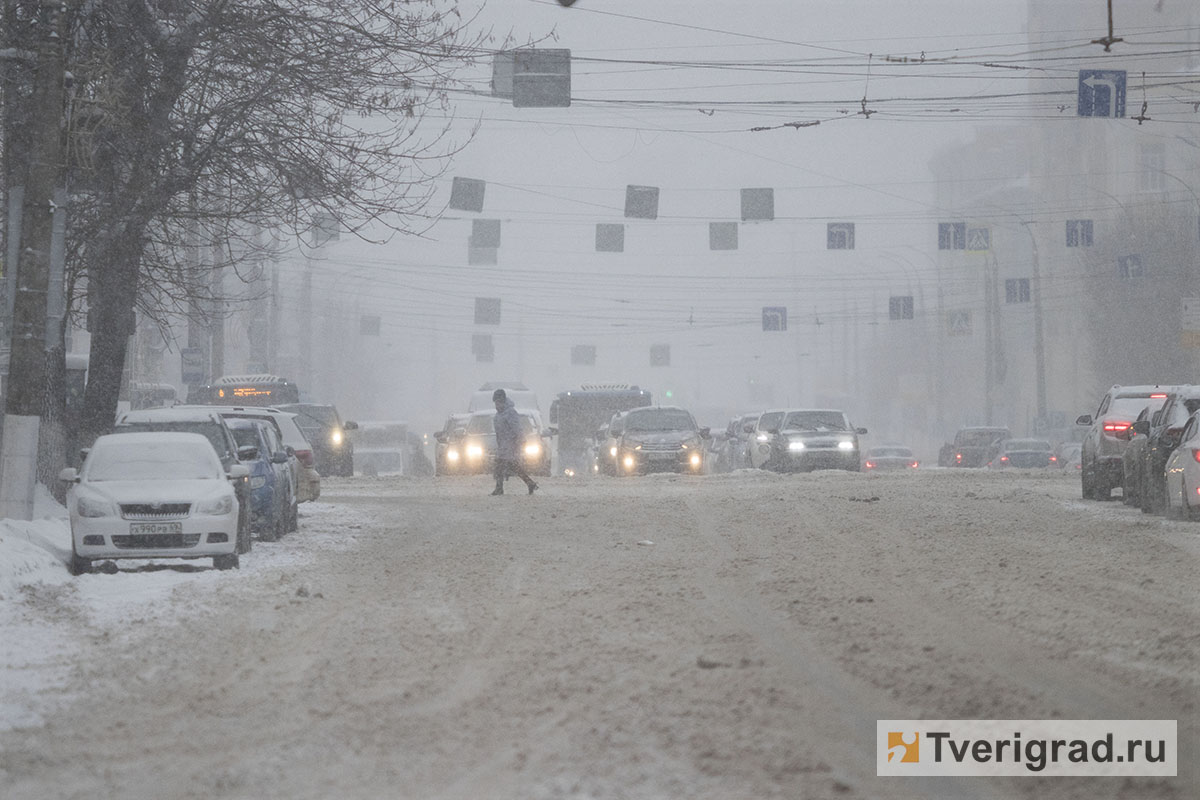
[[947, 426, 1010, 468], [1129, 386, 1200, 514], [277, 403, 358, 477], [613, 406, 710, 475], [1077, 385, 1171, 500]]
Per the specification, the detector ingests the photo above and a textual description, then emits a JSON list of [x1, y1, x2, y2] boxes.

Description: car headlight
[[466, 444, 484, 459], [609, 446, 617, 458], [447, 449, 460, 462], [756, 433, 770, 442], [76, 493, 115, 518], [330, 429, 344, 447], [837, 439, 856, 451], [250, 476, 267, 489], [788, 440, 806, 451], [524, 442, 541, 457], [196, 494, 234, 516]]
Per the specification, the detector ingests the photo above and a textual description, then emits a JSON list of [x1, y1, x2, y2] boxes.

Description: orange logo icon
[[887, 731, 919, 763]]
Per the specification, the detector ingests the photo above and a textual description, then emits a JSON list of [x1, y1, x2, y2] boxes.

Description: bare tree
[[46, 0, 499, 442]]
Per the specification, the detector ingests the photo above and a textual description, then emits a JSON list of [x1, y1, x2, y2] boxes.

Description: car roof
[[117, 407, 224, 423], [96, 431, 213, 448]]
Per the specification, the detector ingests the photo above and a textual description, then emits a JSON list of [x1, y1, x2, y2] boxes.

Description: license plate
[[648, 452, 676, 460], [129, 521, 183, 535]]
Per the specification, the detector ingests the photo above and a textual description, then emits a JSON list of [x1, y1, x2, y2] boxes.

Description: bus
[[549, 384, 652, 475], [203, 374, 300, 407]]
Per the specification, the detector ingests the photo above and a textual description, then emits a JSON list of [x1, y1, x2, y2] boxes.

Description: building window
[[827, 222, 855, 249], [471, 334, 494, 362], [1118, 254, 1143, 280], [571, 345, 596, 366], [1066, 219, 1093, 247], [938, 222, 966, 250], [1005, 278, 1031, 303], [888, 296, 914, 320], [650, 343, 670, 367], [1137, 143, 1165, 192]]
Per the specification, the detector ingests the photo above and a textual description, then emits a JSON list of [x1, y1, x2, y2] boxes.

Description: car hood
[[75, 479, 231, 503]]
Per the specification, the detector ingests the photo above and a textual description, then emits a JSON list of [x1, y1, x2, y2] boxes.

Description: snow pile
[[0, 484, 71, 602]]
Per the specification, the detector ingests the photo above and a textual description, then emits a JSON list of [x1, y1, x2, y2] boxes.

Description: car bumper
[[620, 450, 704, 474], [72, 515, 238, 560], [783, 450, 860, 471]]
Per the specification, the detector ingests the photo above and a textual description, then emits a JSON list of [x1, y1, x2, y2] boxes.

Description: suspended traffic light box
[[650, 344, 671, 367], [475, 297, 502, 325], [493, 49, 571, 107], [596, 223, 625, 252], [710, 222, 738, 250], [449, 177, 486, 212], [741, 188, 774, 221], [625, 185, 659, 219], [762, 307, 787, 331]]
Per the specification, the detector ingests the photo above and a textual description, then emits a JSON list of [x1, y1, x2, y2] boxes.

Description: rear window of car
[[1006, 439, 1051, 450], [869, 447, 912, 457], [957, 430, 1008, 446], [1109, 397, 1162, 419]]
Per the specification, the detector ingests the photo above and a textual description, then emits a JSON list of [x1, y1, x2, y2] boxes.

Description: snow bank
[[0, 484, 71, 602]]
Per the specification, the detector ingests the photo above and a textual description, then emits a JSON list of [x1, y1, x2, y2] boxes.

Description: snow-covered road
[[1, 469, 1196, 799]]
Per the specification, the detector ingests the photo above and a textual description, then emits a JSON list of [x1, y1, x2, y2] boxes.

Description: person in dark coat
[[491, 389, 538, 495]]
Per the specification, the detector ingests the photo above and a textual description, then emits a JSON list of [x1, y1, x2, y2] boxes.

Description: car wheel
[[1147, 476, 1167, 516], [287, 495, 299, 532], [68, 548, 91, 576], [1080, 466, 1093, 499], [213, 553, 239, 570], [237, 514, 253, 554], [259, 501, 280, 542]]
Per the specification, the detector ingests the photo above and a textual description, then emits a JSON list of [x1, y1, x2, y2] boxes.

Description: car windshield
[[624, 409, 696, 432], [227, 423, 264, 451], [1109, 396, 1163, 419], [781, 411, 848, 432], [1006, 439, 1051, 451], [958, 430, 1007, 447], [757, 412, 784, 431], [87, 441, 221, 481], [116, 421, 227, 457], [870, 447, 912, 457], [280, 404, 339, 430], [467, 414, 536, 435]]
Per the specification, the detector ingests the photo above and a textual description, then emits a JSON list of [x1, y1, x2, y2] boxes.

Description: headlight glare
[[788, 440, 806, 451], [837, 440, 855, 451]]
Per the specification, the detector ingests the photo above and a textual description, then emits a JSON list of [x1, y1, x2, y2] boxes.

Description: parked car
[[223, 418, 293, 541], [989, 438, 1054, 468], [745, 409, 788, 470], [433, 413, 471, 476], [277, 403, 358, 477], [612, 406, 710, 475], [455, 409, 553, 476], [114, 406, 253, 553], [59, 432, 249, 574], [1162, 409, 1200, 520], [211, 405, 318, 509], [947, 426, 1010, 468], [1054, 442, 1082, 471], [863, 445, 919, 471], [352, 421, 411, 477], [749, 408, 866, 473], [1077, 385, 1171, 500], [1131, 386, 1200, 515], [713, 413, 758, 472], [1121, 406, 1158, 507]]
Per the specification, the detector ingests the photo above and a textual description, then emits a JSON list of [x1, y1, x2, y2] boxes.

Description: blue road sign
[[1077, 70, 1126, 118]]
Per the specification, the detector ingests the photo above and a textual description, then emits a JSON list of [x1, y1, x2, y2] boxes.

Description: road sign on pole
[[762, 307, 787, 331], [1077, 70, 1126, 118]]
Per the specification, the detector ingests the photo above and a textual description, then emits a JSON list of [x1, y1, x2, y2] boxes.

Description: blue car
[[225, 418, 293, 541]]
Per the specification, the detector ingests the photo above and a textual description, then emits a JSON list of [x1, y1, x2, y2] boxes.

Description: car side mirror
[[343, 420, 359, 431], [1076, 414, 1093, 426], [238, 445, 259, 461], [546, 426, 558, 436], [1132, 420, 1150, 436], [856, 427, 868, 435], [285, 445, 296, 456], [78, 447, 91, 464], [452, 427, 466, 438], [271, 451, 290, 464], [227, 464, 250, 480], [433, 431, 447, 444], [59, 467, 79, 483], [699, 427, 711, 439]]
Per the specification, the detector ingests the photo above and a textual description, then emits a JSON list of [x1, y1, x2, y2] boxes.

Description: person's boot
[[490, 486, 503, 496], [527, 481, 538, 495]]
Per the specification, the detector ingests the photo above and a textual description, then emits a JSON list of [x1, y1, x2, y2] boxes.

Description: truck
[[548, 384, 652, 476]]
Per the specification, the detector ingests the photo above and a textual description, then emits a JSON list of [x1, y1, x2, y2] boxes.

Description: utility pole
[[0, 0, 66, 521]]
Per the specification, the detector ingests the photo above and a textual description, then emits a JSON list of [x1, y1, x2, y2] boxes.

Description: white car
[[60, 432, 250, 574], [1163, 409, 1200, 520]]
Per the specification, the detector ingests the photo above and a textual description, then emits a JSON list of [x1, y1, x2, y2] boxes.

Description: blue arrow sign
[[1077, 70, 1126, 118]]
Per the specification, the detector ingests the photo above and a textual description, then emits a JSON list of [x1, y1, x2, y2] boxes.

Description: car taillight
[[1050, 455, 1057, 463], [1000, 455, 1008, 462], [1192, 449, 1200, 464], [294, 449, 315, 468], [909, 461, 919, 468], [865, 461, 876, 469], [1102, 420, 1133, 440], [955, 453, 962, 462]]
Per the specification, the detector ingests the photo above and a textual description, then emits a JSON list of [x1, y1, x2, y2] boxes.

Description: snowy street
[[1, 469, 1196, 799]]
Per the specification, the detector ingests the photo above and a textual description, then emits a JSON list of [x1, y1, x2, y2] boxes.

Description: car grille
[[120, 503, 191, 520], [111, 533, 202, 549], [639, 442, 681, 452]]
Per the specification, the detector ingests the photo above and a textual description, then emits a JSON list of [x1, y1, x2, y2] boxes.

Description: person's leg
[[513, 461, 538, 494], [492, 459, 506, 494]]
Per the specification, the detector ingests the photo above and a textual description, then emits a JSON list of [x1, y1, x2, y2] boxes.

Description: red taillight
[[1192, 449, 1200, 464], [1050, 455, 1057, 463], [865, 461, 876, 469], [1000, 455, 1008, 462], [910, 461, 919, 468], [1150, 393, 1167, 398], [955, 453, 963, 462], [294, 448, 315, 468], [1102, 420, 1133, 440]]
